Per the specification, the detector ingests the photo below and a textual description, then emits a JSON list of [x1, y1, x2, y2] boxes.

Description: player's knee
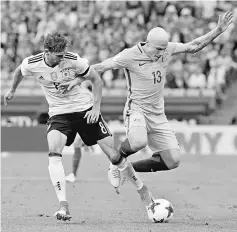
[[48, 142, 63, 154], [129, 136, 147, 152], [110, 152, 123, 165], [167, 159, 180, 170], [166, 153, 180, 170]]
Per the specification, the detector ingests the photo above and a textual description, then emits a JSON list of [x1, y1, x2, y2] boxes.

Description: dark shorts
[[47, 108, 112, 146]]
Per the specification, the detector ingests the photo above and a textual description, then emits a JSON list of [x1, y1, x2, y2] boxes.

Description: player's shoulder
[[115, 46, 136, 61], [22, 52, 44, 68], [162, 42, 179, 58], [64, 52, 89, 67], [124, 42, 144, 57], [64, 51, 79, 61], [167, 42, 177, 52], [26, 52, 44, 64]]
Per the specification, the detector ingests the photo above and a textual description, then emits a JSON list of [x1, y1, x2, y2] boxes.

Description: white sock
[[116, 157, 128, 170], [48, 156, 66, 202], [116, 159, 144, 190]]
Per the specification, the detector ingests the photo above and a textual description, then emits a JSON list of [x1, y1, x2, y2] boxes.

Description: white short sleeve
[[74, 55, 90, 77], [21, 58, 33, 77], [111, 49, 131, 69]]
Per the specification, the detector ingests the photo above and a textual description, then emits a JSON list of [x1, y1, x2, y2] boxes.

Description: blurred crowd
[[1, 0, 237, 94]]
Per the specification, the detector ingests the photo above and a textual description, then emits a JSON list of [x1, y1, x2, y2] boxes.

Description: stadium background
[[1, 1, 237, 232]]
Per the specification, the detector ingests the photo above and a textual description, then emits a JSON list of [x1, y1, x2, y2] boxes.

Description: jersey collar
[[137, 42, 145, 54], [43, 53, 56, 68], [137, 42, 158, 62]]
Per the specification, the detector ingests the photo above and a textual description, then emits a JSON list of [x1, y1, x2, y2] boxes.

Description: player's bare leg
[[47, 130, 71, 221], [98, 136, 154, 209], [108, 125, 148, 188], [100, 138, 145, 194], [66, 147, 82, 183], [97, 137, 122, 192], [117, 122, 180, 172]]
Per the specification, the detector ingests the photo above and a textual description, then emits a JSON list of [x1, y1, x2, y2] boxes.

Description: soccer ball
[[147, 199, 174, 223]]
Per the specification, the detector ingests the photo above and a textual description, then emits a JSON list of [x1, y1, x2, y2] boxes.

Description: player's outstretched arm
[[172, 11, 234, 55], [92, 58, 114, 74], [4, 65, 24, 106]]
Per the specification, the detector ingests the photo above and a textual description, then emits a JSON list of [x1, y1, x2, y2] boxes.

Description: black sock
[[48, 152, 62, 157], [119, 138, 136, 158], [131, 154, 169, 172]]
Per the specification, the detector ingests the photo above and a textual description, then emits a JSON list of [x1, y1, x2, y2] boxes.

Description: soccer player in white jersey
[[4, 33, 155, 221], [90, 12, 233, 184]]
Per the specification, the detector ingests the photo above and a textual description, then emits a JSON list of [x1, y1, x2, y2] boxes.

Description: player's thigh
[[47, 115, 77, 153], [147, 120, 180, 167], [73, 133, 84, 149], [79, 115, 119, 162], [125, 111, 148, 150], [159, 148, 180, 169], [78, 114, 112, 146], [47, 129, 67, 153], [97, 136, 119, 163]]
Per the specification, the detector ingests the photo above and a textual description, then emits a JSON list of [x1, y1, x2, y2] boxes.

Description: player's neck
[[44, 54, 56, 68], [143, 45, 159, 61]]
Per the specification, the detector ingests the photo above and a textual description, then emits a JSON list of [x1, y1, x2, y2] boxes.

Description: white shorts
[[73, 133, 84, 148], [124, 109, 179, 153]]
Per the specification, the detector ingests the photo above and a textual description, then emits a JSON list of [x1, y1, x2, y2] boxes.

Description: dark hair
[[44, 33, 68, 52]]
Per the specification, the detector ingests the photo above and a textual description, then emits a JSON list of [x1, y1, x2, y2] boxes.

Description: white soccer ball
[[147, 199, 174, 223]]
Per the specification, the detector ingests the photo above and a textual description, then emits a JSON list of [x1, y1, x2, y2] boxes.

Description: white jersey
[[21, 52, 93, 117], [110, 42, 176, 115]]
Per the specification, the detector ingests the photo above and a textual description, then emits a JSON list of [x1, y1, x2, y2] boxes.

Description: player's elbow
[[92, 64, 105, 74]]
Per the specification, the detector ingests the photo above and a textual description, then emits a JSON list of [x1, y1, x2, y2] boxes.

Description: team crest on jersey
[[60, 68, 75, 81]]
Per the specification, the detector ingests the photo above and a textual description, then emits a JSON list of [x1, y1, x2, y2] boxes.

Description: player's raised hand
[[84, 106, 100, 124], [4, 89, 15, 106], [217, 11, 234, 32]]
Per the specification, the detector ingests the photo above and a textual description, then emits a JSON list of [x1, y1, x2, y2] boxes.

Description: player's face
[[148, 42, 166, 59], [47, 51, 66, 66]]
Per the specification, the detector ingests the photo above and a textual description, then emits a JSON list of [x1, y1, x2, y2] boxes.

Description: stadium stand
[[1, 1, 237, 124]]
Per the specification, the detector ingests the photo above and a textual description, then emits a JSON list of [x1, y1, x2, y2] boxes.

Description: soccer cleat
[[65, 173, 76, 183], [54, 201, 72, 221], [108, 163, 121, 194]]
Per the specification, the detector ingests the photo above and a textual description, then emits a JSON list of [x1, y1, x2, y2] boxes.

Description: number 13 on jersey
[[152, 70, 162, 84]]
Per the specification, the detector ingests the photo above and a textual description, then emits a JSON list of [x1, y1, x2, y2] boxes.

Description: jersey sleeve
[[73, 54, 90, 77], [21, 57, 33, 77], [111, 49, 131, 69]]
